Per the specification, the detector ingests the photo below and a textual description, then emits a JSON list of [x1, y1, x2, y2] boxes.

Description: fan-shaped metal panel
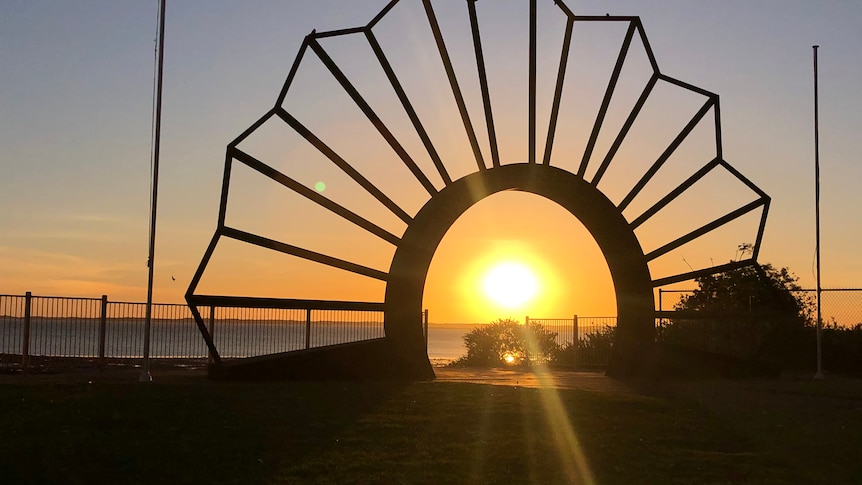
[[187, 0, 769, 378]]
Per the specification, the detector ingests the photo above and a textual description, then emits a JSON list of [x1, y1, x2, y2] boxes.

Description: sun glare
[[481, 261, 539, 308]]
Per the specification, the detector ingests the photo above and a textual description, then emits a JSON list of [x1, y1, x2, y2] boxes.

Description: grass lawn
[[1, 371, 861, 484]]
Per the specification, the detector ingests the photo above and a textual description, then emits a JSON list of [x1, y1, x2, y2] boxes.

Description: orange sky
[[423, 192, 616, 323], [3, 1, 862, 325]]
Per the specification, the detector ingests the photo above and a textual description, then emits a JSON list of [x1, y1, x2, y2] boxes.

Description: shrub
[[820, 322, 862, 377], [451, 318, 561, 367], [550, 326, 615, 368]]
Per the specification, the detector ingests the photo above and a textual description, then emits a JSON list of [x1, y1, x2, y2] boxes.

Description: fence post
[[305, 309, 312, 349], [208, 306, 216, 364], [22, 292, 32, 373], [98, 295, 108, 368], [573, 314, 579, 368], [423, 309, 429, 351], [658, 288, 664, 333]]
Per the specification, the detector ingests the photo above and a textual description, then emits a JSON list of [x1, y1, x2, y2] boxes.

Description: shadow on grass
[[2, 373, 862, 484], [0, 377, 407, 485]]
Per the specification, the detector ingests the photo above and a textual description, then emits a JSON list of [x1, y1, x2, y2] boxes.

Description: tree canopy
[[674, 264, 811, 322], [664, 263, 813, 367]]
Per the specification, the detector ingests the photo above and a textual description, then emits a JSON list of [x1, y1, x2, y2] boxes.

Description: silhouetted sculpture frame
[[386, 163, 656, 377], [186, 0, 770, 380]]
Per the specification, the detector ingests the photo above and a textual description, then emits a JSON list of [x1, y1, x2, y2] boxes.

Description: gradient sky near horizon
[[2, 0, 861, 323]]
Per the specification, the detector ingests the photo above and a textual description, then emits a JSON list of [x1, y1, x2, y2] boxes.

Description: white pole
[[141, 0, 166, 382], [813, 45, 824, 380]]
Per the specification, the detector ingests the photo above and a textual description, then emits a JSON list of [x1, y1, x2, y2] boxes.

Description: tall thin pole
[[141, 0, 166, 382], [528, 0, 537, 163], [813, 45, 823, 379]]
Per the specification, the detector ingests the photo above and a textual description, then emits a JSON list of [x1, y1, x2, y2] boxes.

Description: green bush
[[451, 318, 561, 367], [550, 326, 616, 368], [819, 322, 862, 377], [663, 263, 813, 369]]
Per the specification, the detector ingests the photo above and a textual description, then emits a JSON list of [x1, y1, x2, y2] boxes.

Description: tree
[[674, 264, 810, 317], [452, 318, 561, 367], [662, 263, 813, 368]]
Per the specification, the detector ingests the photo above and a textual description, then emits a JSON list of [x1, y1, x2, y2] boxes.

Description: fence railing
[[655, 288, 862, 371], [9, 287, 857, 372], [526, 315, 617, 367], [1, 292, 385, 371], [658, 288, 862, 328]]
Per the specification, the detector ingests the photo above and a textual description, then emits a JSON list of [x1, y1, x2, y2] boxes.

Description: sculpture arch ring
[[385, 163, 654, 376]]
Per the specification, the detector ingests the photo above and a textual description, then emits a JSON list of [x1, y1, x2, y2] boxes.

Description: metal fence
[[0, 292, 384, 370], [658, 288, 862, 327], [526, 315, 617, 367], [9, 288, 856, 372], [528, 287, 862, 368], [655, 288, 862, 366]]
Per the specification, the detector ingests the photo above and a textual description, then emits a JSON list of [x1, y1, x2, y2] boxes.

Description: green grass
[[1, 373, 861, 484]]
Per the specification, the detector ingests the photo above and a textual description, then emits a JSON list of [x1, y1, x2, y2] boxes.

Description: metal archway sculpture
[[187, 0, 769, 380]]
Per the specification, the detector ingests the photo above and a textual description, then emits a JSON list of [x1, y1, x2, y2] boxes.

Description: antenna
[[141, 0, 166, 383], [813, 45, 823, 379]]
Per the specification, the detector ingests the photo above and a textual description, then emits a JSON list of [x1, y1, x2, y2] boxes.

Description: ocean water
[[0, 318, 477, 365], [427, 324, 478, 365]]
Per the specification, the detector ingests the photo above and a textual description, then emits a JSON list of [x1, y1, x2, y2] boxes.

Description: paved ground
[[7, 363, 861, 416], [1, 362, 634, 392], [0, 361, 205, 385], [434, 367, 636, 393]]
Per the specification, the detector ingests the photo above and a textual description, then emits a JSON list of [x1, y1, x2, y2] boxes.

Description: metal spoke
[[423, 0, 487, 171]]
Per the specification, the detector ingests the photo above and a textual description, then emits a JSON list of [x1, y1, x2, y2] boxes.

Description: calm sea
[[0, 318, 477, 366], [427, 324, 479, 365]]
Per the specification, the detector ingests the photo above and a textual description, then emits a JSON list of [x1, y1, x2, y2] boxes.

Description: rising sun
[[481, 261, 539, 308]]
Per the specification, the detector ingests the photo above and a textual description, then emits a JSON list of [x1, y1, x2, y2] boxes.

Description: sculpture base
[[207, 338, 435, 381]]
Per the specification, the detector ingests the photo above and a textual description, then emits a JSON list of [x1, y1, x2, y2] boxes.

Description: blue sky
[[1, 1, 860, 321]]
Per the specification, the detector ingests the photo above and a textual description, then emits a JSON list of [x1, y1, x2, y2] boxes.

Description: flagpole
[[813, 45, 823, 380], [141, 0, 166, 382]]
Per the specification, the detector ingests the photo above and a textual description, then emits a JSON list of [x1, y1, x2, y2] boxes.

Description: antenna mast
[[813, 45, 823, 379], [142, 0, 166, 382]]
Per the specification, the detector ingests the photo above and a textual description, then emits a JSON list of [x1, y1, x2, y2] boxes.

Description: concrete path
[[434, 367, 637, 393], [2, 363, 635, 394]]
